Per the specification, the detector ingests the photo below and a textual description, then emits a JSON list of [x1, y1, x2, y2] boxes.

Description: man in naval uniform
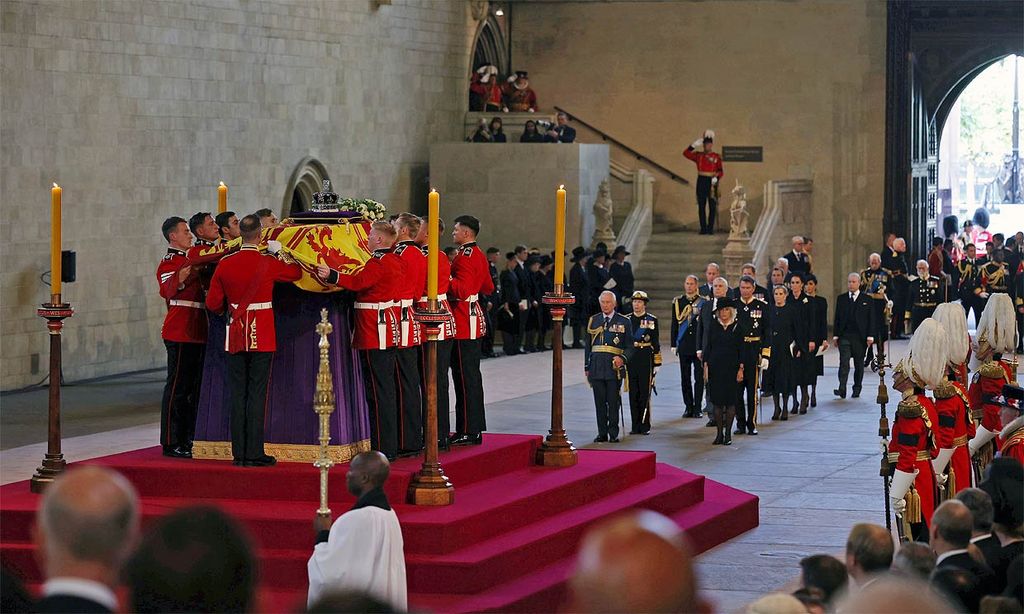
[[585, 291, 635, 443]]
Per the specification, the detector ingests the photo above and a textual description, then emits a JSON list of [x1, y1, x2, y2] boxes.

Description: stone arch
[[283, 157, 330, 216], [471, 14, 507, 77], [932, 53, 1017, 138]]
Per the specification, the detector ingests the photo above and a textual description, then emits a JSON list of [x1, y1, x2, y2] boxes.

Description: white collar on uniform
[[935, 548, 970, 565], [43, 578, 118, 611], [1000, 415, 1024, 440], [970, 533, 992, 544]]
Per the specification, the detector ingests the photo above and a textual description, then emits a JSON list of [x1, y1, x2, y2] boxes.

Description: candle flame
[[559, 185, 565, 190], [219, 181, 225, 187], [53, 183, 59, 188], [430, 188, 437, 194]]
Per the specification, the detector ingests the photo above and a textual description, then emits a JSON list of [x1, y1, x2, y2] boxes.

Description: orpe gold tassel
[[906, 486, 922, 525], [978, 441, 995, 473], [947, 467, 956, 498]]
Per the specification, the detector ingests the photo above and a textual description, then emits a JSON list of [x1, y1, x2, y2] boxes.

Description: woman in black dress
[[788, 273, 815, 415], [703, 298, 743, 445], [805, 274, 829, 407], [765, 285, 796, 420]]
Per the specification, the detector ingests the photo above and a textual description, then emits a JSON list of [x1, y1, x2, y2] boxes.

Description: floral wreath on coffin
[[310, 180, 387, 221]]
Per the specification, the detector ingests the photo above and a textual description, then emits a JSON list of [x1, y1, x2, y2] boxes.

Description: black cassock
[[704, 321, 741, 407]]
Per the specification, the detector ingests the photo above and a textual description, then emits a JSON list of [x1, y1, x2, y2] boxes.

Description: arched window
[[283, 157, 330, 216], [472, 15, 507, 77]]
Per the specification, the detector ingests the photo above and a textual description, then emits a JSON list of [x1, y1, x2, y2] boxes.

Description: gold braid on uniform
[[978, 359, 1007, 380]]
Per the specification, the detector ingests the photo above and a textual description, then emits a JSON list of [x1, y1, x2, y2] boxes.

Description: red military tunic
[[205, 245, 302, 353], [888, 394, 938, 526], [1000, 419, 1024, 463], [332, 249, 403, 351], [157, 248, 207, 344], [415, 244, 456, 340], [934, 379, 975, 494], [683, 147, 724, 179], [187, 238, 233, 292], [449, 241, 494, 340], [969, 359, 1015, 433], [393, 241, 426, 348]]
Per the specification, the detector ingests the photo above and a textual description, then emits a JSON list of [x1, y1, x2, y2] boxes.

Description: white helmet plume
[[905, 318, 948, 390], [974, 293, 1017, 365], [932, 303, 969, 367]]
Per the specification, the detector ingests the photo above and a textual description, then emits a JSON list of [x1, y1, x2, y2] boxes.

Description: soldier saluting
[[683, 129, 724, 235], [585, 291, 635, 443], [626, 291, 661, 435]]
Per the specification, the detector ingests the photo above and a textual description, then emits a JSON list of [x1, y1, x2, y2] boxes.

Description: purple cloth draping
[[194, 283, 369, 446]]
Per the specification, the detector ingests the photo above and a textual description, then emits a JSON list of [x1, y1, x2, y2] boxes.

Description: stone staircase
[[633, 229, 730, 336]]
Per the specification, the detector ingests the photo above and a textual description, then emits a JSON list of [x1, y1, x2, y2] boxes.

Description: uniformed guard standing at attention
[[567, 247, 591, 349], [979, 248, 1012, 298], [683, 129, 724, 235], [998, 384, 1024, 464], [585, 291, 635, 443], [448, 215, 495, 446], [391, 213, 426, 457], [861, 253, 891, 369], [317, 222, 403, 460], [626, 291, 661, 435], [671, 275, 706, 419], [206, 214, 302, 467], [957, 243, 985, 325], [907, 259, 946, 331], [157, 217, 207, 459], [734, 275, 770, 436]]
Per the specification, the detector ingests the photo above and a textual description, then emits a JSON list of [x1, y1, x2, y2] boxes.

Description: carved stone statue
[[470, 0, 489, 21], [729, 180, 750, 239], [591, 178, 616, 247]]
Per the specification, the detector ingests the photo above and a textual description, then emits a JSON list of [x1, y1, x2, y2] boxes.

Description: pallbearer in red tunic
[[206, 215, 302, 467], [186, 211, 236, 290], [391, 214, 426, 456], [889, 319, 944, 540], [415, 217, 457, 449], [998, 384, 1024, 464], [448, 215, 495, 446], [968, 293, 1018, 473], [157, 217, 208, 459], [317, 222, 403, 460]]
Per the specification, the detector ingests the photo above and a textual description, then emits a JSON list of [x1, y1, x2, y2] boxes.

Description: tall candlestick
[[554, 185, 566, 289], [427, 189, 439, 302], [218, 182, 227, 214], [51, 183, 62, 299]]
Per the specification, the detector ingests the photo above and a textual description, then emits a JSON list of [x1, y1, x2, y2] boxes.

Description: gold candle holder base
[[407, 306, 455, 505], [30, 299, 74, 493], [536, 291, 578, 468]]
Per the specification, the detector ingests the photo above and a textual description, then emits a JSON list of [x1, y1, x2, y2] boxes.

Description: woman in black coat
[[788, 273, 816, 415], [703, 298, 743, 445], [805, 274, 829, 407], [765, 285, 796, 420]]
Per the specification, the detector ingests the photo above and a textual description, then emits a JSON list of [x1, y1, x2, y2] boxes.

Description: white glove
[[672, 347, 678, 357], [969, 426, 997, 456], [980, 292, 990, 299], [507, 74, 517, 83], [886, 300, 894, 311], [477, 65, 489, 74], [759, 358, 769, 370], [711, 177, 718, 186], [935, 471, 948, 488], [696, 350, 703, 361], [691, 139, 703, 150], [480, 74, 491, 84], [879, 439, 889, 455], [892, 497, 907, 517], [653, 367, 660, 377], [266, 240, 282, 254], [932, 447, 955, 475]]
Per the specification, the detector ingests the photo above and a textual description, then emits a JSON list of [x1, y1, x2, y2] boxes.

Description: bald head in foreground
[[34, 466, 140, 614], [568, 510, 709, 613]]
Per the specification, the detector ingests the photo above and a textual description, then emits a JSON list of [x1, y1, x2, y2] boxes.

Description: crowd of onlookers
[[467, 112, 577, 144], [6, 454, 1020, 613]]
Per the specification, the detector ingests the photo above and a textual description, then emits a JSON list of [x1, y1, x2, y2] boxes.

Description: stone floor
[[0, 341, 914, 612]]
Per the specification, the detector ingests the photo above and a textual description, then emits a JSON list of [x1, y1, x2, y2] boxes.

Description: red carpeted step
[[409, 557, 574, 614], [672, 480, 760, 554], [68, 434, 540, 504]]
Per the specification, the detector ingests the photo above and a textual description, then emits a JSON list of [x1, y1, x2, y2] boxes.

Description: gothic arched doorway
[[283, 157, 330, 216]]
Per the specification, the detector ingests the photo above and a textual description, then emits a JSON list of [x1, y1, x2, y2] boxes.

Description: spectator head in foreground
[[799, 554, 848, 605], [125, 506, 255, 613], [746, 592, 807, 614], [568, 510, 709, 613], [34, 466, 140, 611], [844, 523, 893, 586], [837, 576, 955, 613], [890, 541, 936, 580]]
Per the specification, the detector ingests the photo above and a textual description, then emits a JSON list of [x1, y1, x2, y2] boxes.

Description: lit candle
[[427, 189, 439, 302], [554, 185, 566, 290], [51, 183, 62, 298], [218, 182, 227, 213]]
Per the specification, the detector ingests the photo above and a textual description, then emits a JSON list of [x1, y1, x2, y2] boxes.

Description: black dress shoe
[[705, 419, 716, 427], [593, 436, 608, 443], [834, 388, 846, 399], [712, 435, 723, 445], [450, 433, 482, 446], [232, 458, 244, 466], [629, 430, 642, 435], [734, 427, 746, 435], [748, 427, 759, 435], [386, 453, 398, 462], [163, 446, 192, 459], [609, 437, 620, 443], [397, 448, 423, 458], [723, 436, 732, 445], [852, 390, 861, 398], [246, 455, 276, 467], [438, 437, 451, 451]]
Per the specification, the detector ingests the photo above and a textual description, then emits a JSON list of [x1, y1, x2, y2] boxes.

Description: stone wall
[[510, 0, 887, 310], [429, 142, 609, 253], [0, 1, 475, 390]]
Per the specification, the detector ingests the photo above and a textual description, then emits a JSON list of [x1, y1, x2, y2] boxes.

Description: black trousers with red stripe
[[161, 340, 204, 450], [452, 338, 486, 434], [394, 347, 423, 452], [419, 339, 454, 439], [360, 348, 399, 457], [226, 350, 273, 461]]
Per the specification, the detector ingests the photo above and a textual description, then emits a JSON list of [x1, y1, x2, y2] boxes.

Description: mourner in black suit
[[883, 240, 910, 339], [833, 273, 876, 399], [765, 285, 797, 420], [671, 275, 706, 418], [567, 247, 590, 349], [609, 245, 635, 312], [703, 298, 743, 446], [787, 273, 815, 416], [584, 291, 635, 443], [783, 236, 810, 274], [805, 274, 829, 408], [696, 277, 731, 425], [499, 253, 523, 356], [929, 501, 997, 612]]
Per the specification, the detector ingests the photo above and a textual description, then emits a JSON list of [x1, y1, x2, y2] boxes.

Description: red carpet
[[1, 434, 758, 613]]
